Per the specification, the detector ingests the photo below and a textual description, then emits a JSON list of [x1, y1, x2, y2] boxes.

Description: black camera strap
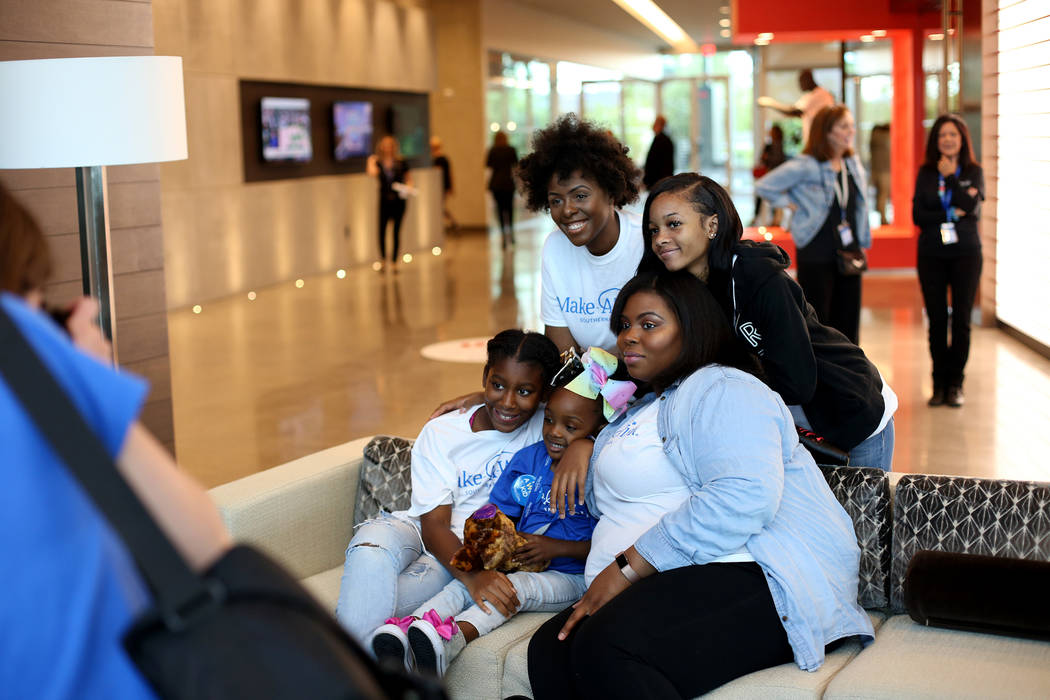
[[0, 305, 210, 624]]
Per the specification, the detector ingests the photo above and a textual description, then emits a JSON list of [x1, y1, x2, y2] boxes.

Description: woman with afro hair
[[517, 114, 643, 354]]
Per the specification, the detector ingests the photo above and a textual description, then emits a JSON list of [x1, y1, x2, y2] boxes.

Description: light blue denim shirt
[[586, 365, 874, 672], [755, 154, 872, 250]]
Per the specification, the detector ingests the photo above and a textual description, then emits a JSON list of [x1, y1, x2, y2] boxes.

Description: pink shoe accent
[[421, 609, 458, 641], [382, 615, 417, 634]]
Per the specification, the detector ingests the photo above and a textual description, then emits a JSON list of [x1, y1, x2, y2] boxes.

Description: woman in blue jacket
[[527, 269, 873, 699], [755, 105, 871, 344]]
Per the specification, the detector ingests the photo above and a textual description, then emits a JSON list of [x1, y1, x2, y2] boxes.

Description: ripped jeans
[[335, 513, 454, 644], [415, 570, 586, 637]]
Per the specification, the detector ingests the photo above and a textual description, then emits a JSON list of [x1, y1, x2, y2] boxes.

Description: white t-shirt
[[794, 86, 834, 145], [399, 405, 543, 540], [540, 212, 644, 353], [585, 400, 689, 586]]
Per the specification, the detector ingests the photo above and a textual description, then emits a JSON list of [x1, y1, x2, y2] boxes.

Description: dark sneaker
[[370, 620, 413, 671], [945, 385, 964, 408], [928, 387, 946, 407]]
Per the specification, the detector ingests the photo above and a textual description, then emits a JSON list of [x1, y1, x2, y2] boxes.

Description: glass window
[[622, 81, 658, 167]]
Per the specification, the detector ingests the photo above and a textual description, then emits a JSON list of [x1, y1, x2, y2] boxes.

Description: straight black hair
[[485, 329, 561, 387], [924, 114, 977, 171], [609, 269, 758, 390], [638, 173, 742, 276]]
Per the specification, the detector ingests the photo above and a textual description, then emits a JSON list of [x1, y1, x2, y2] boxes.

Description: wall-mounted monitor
[[332, 101, 373, 160], [261, 97, 313, 162], [392, 103, 426, 159]]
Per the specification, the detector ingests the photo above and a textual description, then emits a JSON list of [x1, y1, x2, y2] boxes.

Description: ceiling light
[[719, 5, 730, 14], [720, 29, 731, 38], [860, 35, 875, 43], [719, 18, 731, 27], [929, 33, 944, 41], [757, 32, 774, 41], [610, 0, 699, 52], [872, 29, 887, 37]]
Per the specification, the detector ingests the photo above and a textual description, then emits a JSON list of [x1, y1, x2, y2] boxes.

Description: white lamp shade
[[0, 56, 188, 168]]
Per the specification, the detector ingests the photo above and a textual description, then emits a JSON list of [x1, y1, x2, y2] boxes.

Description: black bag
[[836, 248, 868, 276], [796, 426, 850, 466], [0, 307, 445, 700]]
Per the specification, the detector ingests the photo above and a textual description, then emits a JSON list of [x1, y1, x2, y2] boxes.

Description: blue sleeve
[[489, 448, 529, 518], [754, 158, 807, 208], [1, 295, 147, 456]]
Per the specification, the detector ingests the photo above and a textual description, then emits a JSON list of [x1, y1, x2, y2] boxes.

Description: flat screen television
[[332, 101, 373, 160], [392, 103, 426, 159], [261, 97, 313, 163]]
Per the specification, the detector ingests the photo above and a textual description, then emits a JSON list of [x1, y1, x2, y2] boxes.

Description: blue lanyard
[[938, 166, 961, 222]]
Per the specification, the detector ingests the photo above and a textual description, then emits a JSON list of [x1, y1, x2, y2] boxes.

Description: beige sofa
[[209, 436, 1050, 700]]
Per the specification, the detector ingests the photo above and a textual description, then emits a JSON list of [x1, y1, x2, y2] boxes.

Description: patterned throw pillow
[[353, 436, 414, 527], [820, 466, 892, 609], [890, 474, 1050, 612]]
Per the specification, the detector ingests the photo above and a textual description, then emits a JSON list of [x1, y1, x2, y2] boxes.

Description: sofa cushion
[[301, 566, 343, 613], [823, 614, 1050, 699], [890, 475, 1050, 611], [820, 466, 892, 608], [445, 612, 551, 700], [497, 612, 886, 700], [354, 435, 414, 526]]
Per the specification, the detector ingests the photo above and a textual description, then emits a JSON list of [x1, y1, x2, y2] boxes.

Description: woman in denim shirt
[[755, 105, 871, 344], [528, 270, 873, 699]]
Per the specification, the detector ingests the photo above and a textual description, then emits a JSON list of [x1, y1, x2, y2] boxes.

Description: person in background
[[869, 124, 891, 226], [912, 114, 984, 408], [751, 124, 787, 226], [642, 115, 674, 191], [755, 105, 871, 345], [368, 135, 414, 270], [758, 69, 835, 147], [487, 131, 519, 250], [0, 180, 231, 699], [430, 136, 458, 232]]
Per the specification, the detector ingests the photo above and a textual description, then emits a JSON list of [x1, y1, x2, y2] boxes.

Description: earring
[[708, 232, 716, 240]]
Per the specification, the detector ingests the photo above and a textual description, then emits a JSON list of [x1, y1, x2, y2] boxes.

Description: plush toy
[[450, 504, 548, 574]]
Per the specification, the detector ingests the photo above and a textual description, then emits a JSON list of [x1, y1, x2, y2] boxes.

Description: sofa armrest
[[208, 436, 373, 580]]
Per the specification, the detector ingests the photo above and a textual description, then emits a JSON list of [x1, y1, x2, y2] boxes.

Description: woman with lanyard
[[912, 114, 984, 408], [756, 105, 871, 345]]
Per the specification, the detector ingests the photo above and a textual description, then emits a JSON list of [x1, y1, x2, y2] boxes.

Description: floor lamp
[[0, 56, 188, 359]]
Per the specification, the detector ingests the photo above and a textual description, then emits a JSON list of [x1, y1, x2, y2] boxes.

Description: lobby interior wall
[[153, 0, 438, 309], [0, 0, 176, 454]]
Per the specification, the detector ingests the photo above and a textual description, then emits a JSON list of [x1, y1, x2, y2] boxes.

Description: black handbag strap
[[0, 305, 218, 628]]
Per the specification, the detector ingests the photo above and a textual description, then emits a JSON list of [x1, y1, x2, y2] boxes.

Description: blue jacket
[[586, 364, 874, 671], [755, 154, 872, 250]]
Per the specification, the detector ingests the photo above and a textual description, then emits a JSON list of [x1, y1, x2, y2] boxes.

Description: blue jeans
[[415, 570, 587, 637], [335, 513, 454, 644], [847, 417, 894, 472]]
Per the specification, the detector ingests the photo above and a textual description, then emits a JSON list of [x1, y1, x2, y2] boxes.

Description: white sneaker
[[369, 621, 413, 671], [407, 613, 466, 677]]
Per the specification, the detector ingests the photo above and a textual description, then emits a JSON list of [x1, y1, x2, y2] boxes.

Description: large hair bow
[[564, 347, 637, 421]]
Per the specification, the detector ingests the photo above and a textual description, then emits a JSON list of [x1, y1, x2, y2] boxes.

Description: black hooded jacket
[[719, 241, 885, 449]]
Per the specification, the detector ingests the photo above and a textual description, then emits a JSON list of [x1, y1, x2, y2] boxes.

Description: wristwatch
[[615, 550, 640, 583]]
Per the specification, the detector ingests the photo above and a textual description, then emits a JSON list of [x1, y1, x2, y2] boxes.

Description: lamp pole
[[74, 165, 117, 352]]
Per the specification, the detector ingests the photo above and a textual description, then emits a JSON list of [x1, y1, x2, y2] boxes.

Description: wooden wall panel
[[0, 0, 176, 452]]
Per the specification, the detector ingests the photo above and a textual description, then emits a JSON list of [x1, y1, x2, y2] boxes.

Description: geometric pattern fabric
[[352, 435, 415, 527], [890, 474, 1050, 611]]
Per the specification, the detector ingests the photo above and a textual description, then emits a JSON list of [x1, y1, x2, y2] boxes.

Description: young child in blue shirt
[[375, 348, 635, 677]]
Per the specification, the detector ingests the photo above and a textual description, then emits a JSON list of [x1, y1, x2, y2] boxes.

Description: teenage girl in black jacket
[[912, 114, 984, 408]]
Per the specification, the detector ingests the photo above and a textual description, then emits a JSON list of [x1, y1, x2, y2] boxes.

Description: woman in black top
[[486, 131, 519, 250], [912, 114, 984, 408], [367, 135, 413, 269]]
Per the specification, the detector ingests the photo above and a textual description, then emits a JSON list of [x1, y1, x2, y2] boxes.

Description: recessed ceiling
[[510, 0, 734, 51]]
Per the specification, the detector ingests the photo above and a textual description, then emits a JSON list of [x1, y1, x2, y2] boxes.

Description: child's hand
[[465, 570, 519, 617], [514, 533, 557, 567], [550, 439, 594, 518], [428, 391, 484, 420]]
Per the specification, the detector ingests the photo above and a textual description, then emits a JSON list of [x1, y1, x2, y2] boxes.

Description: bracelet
[[615, 550, 640, 584]]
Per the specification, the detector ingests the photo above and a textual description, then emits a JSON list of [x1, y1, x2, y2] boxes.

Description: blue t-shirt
[[0, 294, 156, 699], [488, 441, 598, 574]]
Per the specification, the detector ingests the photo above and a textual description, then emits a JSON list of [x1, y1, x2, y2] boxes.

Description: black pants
[[917, 251, 982, 389], [492, 190, 514, 235], [378, 198, 406, 261], [527, 563, 793, 700], [797, 260, 862, 344]]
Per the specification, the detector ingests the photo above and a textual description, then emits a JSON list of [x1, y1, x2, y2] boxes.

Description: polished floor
[[168, 212, 1050, 488]]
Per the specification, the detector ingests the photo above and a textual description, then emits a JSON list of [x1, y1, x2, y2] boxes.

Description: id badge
[[837, 222, 854, 247], [940, 222, 958, 245]]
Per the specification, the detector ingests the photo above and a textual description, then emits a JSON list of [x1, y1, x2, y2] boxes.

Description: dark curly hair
[[485, 329, 562, 387], [516, 114, 641, 212]]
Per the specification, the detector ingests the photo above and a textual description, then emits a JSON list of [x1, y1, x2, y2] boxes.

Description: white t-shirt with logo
[[540, 212, 644, 353], [399, 405, 544, 540]]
